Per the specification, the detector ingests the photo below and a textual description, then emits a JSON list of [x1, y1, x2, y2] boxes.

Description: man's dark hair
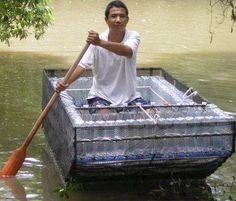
[[105, 0, 129, 18]]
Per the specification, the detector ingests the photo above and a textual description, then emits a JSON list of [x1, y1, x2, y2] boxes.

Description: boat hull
[[42, 68, 235, 180]]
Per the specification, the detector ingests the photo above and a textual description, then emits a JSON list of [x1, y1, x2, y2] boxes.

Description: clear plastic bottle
[[137, 119, 146, 137], [126, 119, 138, 138], [224, 135, 232, 151], [127, 139, 136, 155], [77, 142, 85, 157], [167, 137, 176, 154], [94, 141, 104, 158], [161, 138, 169, 158], [175, 137, 185, 153], [85, 127, 92, 141], [116, 120, 126, 138], [103, 140, 113, 159], [135, 139, 145, 156], [212, 135, 222, 152], [103, 123, 114, 140], [86, 141, 95, 158]]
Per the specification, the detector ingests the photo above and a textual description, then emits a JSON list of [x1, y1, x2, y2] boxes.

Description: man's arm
[[98, 40, 133, 57], [55, 66, 85, 93], [87, 31, 133, 58]]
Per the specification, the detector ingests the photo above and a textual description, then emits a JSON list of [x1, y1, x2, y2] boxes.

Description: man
[[56, 0, 148, 108]]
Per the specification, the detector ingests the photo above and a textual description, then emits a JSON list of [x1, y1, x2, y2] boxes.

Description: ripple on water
[[16, 172, 34, 180], [23, 157, 43, 168], [26, 194, 40, 199]]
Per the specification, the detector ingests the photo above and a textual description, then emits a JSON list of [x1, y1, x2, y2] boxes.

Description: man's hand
[[86, 30, 133, 57], [55, 80, 69, 93], [87, 30, 101, 45]]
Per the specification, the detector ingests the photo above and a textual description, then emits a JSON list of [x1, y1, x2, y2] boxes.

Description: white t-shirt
[[79, 29, 141, 105]]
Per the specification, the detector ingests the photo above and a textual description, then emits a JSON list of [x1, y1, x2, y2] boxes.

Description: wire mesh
[[49, 75, 234, 165]]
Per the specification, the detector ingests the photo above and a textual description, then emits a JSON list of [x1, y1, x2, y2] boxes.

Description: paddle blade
[[0, 147, 26, 177]]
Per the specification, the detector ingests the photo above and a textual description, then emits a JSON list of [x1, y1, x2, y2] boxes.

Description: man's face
[[105, 7, 129, 31]]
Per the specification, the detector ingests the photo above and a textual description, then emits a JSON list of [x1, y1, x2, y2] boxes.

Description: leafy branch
[[209, 0, 236, 42], [0, 0, 53, 46], [53, 178, 84, 201]]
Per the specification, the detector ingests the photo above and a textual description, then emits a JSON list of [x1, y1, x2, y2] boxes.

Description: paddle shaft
[[22, 43, 90, 149]]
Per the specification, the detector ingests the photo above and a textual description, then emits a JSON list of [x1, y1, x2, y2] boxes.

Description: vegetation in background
[[150, 179, 215, 201], [53, 178, 216, 201], [53, 178, 84, 201], [210, 0, 236, 42], [0, 0, 235, 45], [0, 0, 53, 46]]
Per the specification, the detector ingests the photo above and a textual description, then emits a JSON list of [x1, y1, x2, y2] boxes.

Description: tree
[[0, 0, 53, 46], [210, 0, 236, 42]]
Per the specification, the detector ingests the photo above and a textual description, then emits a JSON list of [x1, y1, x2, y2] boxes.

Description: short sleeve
[[124, 31, 140, 56], [79, 45, 94, 69]]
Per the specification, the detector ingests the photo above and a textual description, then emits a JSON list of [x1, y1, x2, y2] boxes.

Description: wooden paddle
[[0, 43, 90, 177]]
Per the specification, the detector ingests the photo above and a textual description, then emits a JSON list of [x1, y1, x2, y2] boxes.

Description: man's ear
[[105, 17, 108, 24]]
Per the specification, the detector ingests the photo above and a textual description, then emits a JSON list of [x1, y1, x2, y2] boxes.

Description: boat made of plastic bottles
[[42, 67, 235, 181]]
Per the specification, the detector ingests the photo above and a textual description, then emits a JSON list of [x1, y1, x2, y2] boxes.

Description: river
[[0, 0, 235, 200]]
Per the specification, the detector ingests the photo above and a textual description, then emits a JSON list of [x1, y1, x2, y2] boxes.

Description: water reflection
[[0, 154, 45, 200], [69, 181, 213, 201], [0, 52, 70, 201], [0, 176, 42, 201], [41, 147, 66, 201], [41, 147, 214, 201], [207, 153, 236, 201], [0, 177, 27, 201]]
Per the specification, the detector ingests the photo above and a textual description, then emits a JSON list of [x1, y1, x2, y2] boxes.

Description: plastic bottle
[[212, 135, 222, 152]]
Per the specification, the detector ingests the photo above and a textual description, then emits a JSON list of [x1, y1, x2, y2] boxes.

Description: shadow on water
[[69, 180, 213, 201], [0, 177, 27, 201], [41, 147, 214, 201]]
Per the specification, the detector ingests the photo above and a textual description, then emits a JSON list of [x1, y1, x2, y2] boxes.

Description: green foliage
[[150, 178, 214, 201], [209, 0, 236, 42], [53, 179, 84, 201], [0, 0, 53, 45]]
